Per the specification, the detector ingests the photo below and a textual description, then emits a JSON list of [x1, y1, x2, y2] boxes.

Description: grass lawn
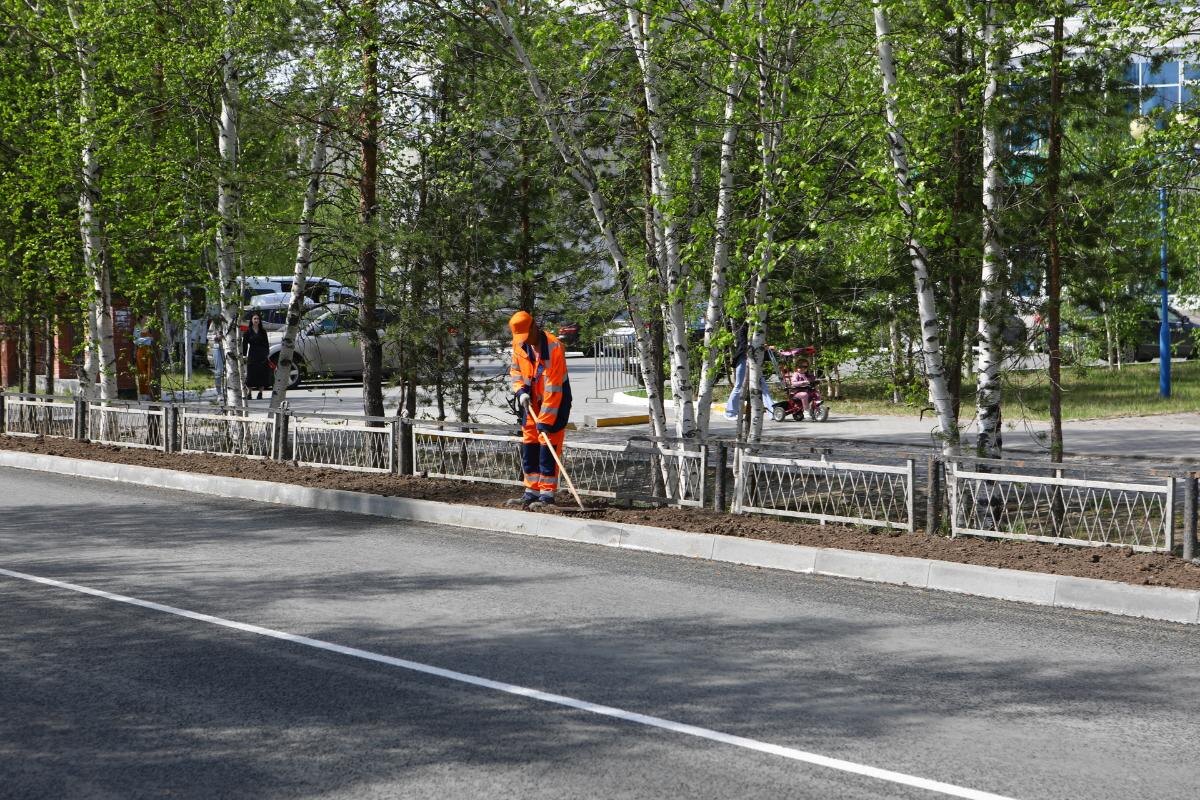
[[629, 361, 1200, 421], [159, 367, 214, 394]]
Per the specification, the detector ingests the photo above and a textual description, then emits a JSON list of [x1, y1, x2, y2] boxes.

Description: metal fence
[[410, 423, 707, 506], [589, 333, 641, 398], [290, 412, 395, 473], [87, 402, 166, 450], [575, 438, 707, 507], [413, 424, 523, 486], [948, 459, 1175, 551], [733, 447, 916, 531], [2, 394, 76, 438], [3, 390, 1196, 554], [180, 408, 275, 459]]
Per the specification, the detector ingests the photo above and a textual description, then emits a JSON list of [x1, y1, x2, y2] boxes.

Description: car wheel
[[286, 357, 305, 390]]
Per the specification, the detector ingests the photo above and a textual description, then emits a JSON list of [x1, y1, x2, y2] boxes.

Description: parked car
[[1034, 303, 1196, 363], [268, 304, 400, 388], [1127, 305, 1197, 362], [555, 321, 582, 349], [238, 275, 356, 305], [245, 295, 317, 332]]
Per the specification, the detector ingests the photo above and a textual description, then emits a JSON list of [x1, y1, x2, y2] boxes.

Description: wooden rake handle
[[539, 430, 585, 510]]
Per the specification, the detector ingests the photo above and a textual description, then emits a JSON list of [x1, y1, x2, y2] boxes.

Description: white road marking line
[[1, 567, 1018, 800]]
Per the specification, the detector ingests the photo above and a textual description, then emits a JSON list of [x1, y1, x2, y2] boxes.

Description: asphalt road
[[1, 467, 1198, 800]]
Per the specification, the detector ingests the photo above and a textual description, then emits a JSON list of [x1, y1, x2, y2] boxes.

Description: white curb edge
[[2, 449, 1198, 626]]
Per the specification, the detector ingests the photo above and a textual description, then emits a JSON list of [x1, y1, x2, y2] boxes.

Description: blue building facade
[[1126, 58, 1199, 113]]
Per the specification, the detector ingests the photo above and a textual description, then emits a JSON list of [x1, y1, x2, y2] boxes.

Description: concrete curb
[[3, 449, 1198, 626]]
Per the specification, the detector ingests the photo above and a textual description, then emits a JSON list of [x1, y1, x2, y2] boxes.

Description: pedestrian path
[[178, 356, 1200, 461]]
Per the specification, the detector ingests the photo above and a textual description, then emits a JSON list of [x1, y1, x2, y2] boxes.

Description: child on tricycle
[[772, 348, 829, 422]]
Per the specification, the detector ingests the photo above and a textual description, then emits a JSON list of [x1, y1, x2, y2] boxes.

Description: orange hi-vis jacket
[[510, 331, 571, 432]]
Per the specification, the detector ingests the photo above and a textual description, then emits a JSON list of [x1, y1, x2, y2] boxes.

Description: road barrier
[[947, 457, 1176, 552], [180, 407, 275, 460], [0, 394, 76, 439], [290, 411, 396, 473], [588, 333, 640, 399], [732, 446, 916, 531], [2, 391, 1196, 555]]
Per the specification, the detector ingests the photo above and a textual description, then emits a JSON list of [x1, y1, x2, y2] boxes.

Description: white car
[[240, 275, 356, 305], [268, 304, 400, 388]]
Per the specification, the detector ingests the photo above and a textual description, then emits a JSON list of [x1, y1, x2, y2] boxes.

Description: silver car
[[269, 304, 399, 388]]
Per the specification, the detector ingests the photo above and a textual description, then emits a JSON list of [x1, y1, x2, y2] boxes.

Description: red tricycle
[[770, 346, 829, 422]]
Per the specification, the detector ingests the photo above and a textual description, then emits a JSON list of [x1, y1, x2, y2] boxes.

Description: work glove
[[517, 392, 530, 410], [536, 422, 551, 433]]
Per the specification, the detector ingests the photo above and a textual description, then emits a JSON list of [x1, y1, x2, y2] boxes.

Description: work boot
[[505, 492, 540, 509], [537, 493, 556, 507]]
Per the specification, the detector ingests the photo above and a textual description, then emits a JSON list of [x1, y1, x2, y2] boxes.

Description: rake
[[540, 430, 605, 516]]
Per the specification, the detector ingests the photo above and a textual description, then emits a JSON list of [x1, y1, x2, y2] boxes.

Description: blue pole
[[1159, 185, 1171, 399]]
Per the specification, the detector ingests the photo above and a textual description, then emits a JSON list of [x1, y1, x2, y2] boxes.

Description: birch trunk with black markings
[[67, 0, 115, 402], [975, 6, 1006, 459], [872, 2, 957, 451], [271, 120, 329, 408], [486, 0, 669, 440], [215, 0, 244, 407]]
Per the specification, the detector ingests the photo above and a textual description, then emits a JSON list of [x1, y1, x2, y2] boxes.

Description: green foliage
[[2, 0, 1196, 426]]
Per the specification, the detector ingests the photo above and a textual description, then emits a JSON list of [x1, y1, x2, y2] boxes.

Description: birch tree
[[215, 0, 245, 407], [872, 0, 958, 449], [974, 4, 1007, 459], [270, 118, 330, 408], [694, 50, 744, 434], [484, 0, 670, 440], [66, 0, 116, 401], [623, 4, 698, 439], [743, 4, 796, 444]]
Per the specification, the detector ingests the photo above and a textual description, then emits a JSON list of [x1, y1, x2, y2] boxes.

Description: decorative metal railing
[[290, 412, 394, 473], [948, 460, 1174, 551], [2, 391, 1193, 554], [413, 425, 522, 486], [733, 449, 915, 531], [87, 402, 166, 450], [2, 394, 75, 438], [180, 408, 275, 459]]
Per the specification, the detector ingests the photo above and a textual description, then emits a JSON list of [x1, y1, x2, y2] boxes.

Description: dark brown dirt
[[6, 435, 1200, 590]]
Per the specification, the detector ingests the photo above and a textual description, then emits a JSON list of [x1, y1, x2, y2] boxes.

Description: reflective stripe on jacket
[[509, 331, 571, 430]]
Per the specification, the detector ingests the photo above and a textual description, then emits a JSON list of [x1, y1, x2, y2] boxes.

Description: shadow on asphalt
[[1, 570, 1187, 800], [2, 488, 1198, 799]]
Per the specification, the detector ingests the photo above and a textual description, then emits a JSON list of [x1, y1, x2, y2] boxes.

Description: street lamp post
[[1131, 116, 1177, 399], [1158, 186, 1170, 398]]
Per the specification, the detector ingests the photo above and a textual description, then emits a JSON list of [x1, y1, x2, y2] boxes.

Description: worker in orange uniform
[[507, 311, 572, 509]]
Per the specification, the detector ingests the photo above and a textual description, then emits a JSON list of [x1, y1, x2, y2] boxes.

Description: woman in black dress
[[241, 312, 271, 400]]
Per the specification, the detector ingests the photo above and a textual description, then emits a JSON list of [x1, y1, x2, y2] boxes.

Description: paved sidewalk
[[183, 356, 1200, 461]]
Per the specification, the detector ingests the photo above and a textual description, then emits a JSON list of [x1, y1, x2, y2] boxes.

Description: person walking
[[506, 311, 572, 509], [208, 315, 226, 397], [724, 320, 773, 420], [132, 316, 158, 401], [241, 312, 271, 400]]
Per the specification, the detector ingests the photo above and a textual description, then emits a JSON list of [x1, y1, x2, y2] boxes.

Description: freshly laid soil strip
[[0, 566, 1018, 800], [3, 436, 1200, 590]]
